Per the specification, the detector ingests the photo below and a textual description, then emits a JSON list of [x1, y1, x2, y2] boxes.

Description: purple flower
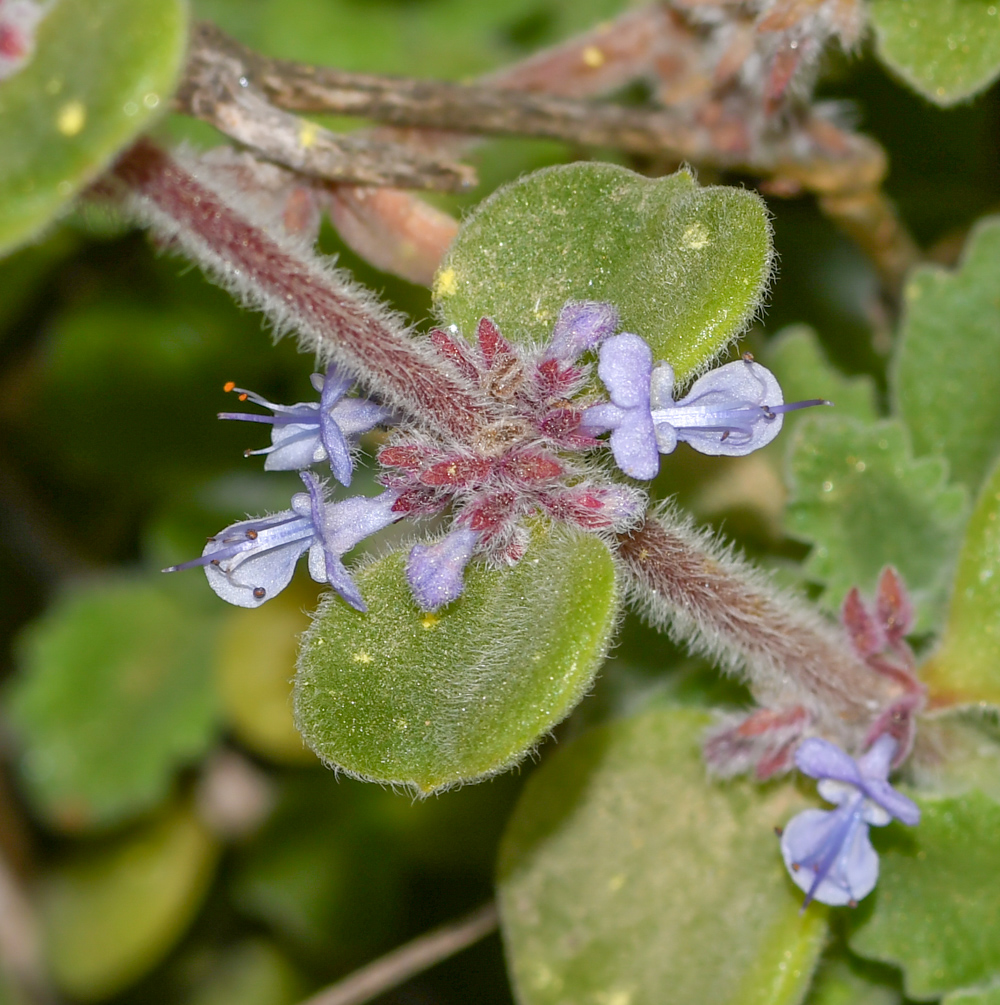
[[582, 334, 829, 479], [405, 526, 480, 611], [219, 364, 392, 485], [544, 301, 619, 364], [163, 471, 399, 611], [780, 734, 920, 908]]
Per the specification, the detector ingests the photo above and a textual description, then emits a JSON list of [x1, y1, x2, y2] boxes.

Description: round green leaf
[[849, 792, 1000, 1000], [498, 706, 828, 1005], [41, 804, 219, 1001], [0, 0, 189, 257], [294, 523, 618, 792], [922, 456, 1000, 706], [785, 416, 968, 631], [7, 576, 220, 830], [871, 0, 1000, 106], [433, 163, 772, 379], [893, 217, 1000, 495]]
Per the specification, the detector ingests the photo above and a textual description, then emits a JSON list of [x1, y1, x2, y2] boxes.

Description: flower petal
[[406, 526, 479, 611], [610, 411, 659, 480], [597, 333, 652, 409], [206, 535, 312, 608], [546, 301, 619, 362], [795, 737, 864, 786]]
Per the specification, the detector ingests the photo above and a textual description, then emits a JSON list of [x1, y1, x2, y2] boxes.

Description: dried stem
[[184, 22, 883, 194], [175, 33, 477, 192], [616, 507, 904, 746], [111, 138, 488, 439], [298, 902, 498, 1005]]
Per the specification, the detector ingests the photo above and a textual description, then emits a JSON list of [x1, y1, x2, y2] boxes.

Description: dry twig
[[298, 902, 498, 1005]]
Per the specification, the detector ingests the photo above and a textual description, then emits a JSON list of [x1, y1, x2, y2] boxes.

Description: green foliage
[[498, 707, 828, 1005], [922, 457, 1000, 706], [871, 0, 1000, 106], [0, 0, 187, 256], [893, 218, 1000, 494], [785, 416, 967, 629], [215, 581, 320, 765], [909, 710, 1000, 802], [434, 164, 772, 379], [194, 0, 627, 77], [849, 792, 1000, 1000], [294, 523, 618, 792], [803, 957, 901, 1005], [766, 326, 879, 423], [182, 940, 305, 1005], [7, 577, 220, 830], [41, 804, 219, 1001], [944, 987, 1000, 1004]]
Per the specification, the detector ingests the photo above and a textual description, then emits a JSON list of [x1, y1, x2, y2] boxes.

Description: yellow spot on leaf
[[434, 267, 458, 298], [56, 101, 86, 136], [421, 613, 440, 630], [299, 119, 319, 149], [581, 45, 606, 68], [681, 222, 711, 249], [352, 650, 373, 664]]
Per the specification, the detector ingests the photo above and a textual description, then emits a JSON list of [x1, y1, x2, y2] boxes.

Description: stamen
[[253, 587, 266, 599], [246, 529, 258, 540], [223, 381, 236, 392], [238, 393, 248, 401]]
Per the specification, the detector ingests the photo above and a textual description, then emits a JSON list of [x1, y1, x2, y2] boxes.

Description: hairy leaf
[[849, 792, 1000, 1000], [295, 524, 618, 792], [434, 163, 772, 379], [894, 217, 1000, 494], [785, 416, 967, 630], [41, 804, 218, 1001], [871, 0, 1000, 106], [0, 0, 187, 256], [498, 707, 827, 1005], [921, 457, 1000, 706], [8, 577, 220, 830]]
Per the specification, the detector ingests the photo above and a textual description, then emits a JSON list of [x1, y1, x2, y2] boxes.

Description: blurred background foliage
[[0, 0, 999, 1003]]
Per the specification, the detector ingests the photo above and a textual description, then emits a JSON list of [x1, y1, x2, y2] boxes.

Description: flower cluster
[[167, 301, 823, 614], [780, 734, 920, 908]]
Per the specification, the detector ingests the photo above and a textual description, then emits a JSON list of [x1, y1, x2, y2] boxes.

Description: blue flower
[[163, 471, 399, 611], [405, 526, 480, 611], [582, 333, 828, 479], [780, 734, 920, 908], [219, 364, 392, 485]]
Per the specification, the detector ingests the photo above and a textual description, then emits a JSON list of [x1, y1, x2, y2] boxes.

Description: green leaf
[[182, 940, 305, 1005], [41, 803, 219, 1001], [7, 576, 220, 830], [849, 792, 1000, 1000], [785, 416, 968, 630], [803, 956, 901, 1005], [434, 163, 772, 379], [944, 986, 1000, 1004], [766, 326, 879, 423], [893, 217, 1000, 494], [870, 0, 1000, 106], [921, 456, 1000, 706], [0, 0, 188, 256], [294, 523, 618, 793], [497, 707, 828, 1005], [909, 709, 1000, 802]]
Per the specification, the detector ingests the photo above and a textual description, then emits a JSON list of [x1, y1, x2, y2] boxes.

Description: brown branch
[[175, 34, 476, 192], [616, 509, 905, 747], [298, 902, 498, 1005], [112, 139, 488, 439], [183, 22, 882, 191]]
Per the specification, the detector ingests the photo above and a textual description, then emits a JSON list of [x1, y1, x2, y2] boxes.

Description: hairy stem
[[617, 507, 903, 745], [112, 138, 486, 439], [298, 902, 498, 1005]]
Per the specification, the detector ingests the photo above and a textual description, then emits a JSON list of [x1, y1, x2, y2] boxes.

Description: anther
[[253, 586, 266, 599], [246, 529, 258, 540], [223, 381, 236, 392], [791, 863, 800, 872], [210, 559, 220, 566], [742, 352, 755, 362], [773, 826, 784, 837], [848, 899, 858, 908], [238, 393, 248, 401]]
